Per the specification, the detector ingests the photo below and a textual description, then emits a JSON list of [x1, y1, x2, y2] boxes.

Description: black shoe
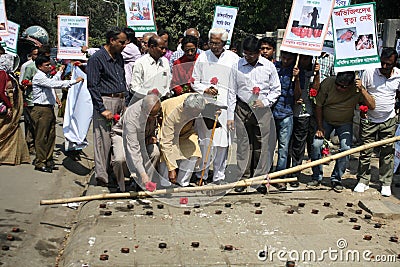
[[273, 182, 287, 191], [96, 178, 109, 187], [34, 166, 52, 173], [234, 186, 246, 193], [48, 165, 59, 171], [332, 181, 344, 193], [307, 180, 321, 187], [289, 181, 300, 187], [256, 184, 267, 194]]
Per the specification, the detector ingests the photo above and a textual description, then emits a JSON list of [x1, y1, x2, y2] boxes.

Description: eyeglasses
[[208, 41, 223, 47], [118, 40, 127, 45], [184, 48, 196, 53], [243, 51, 259, 57], [43, 63, 52, 67]]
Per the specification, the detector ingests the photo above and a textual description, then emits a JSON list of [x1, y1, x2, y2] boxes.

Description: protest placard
[[1, 21, 19, 56], [323, 0, 351, 54], [57, 16, 89, 60], [280, 0, 335, 56], [211, 5, 238, 48], [124, 0, 157, 37], [0, 0, 8, 36], [332, 3, 380, 72]]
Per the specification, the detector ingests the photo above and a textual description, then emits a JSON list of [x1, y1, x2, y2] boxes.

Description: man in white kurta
[[191, 28, 239, 184]]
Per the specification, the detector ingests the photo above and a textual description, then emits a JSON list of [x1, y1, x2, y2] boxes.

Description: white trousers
[[159, 156, 198, 187], [196, 146, 227, 182]]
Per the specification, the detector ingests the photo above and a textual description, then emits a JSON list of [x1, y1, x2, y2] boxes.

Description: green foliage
[[4, 0, 399, 49]]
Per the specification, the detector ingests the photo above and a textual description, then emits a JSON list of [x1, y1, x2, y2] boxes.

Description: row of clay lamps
[[291, 26, 322, 38], [2, 228, 21, 251]]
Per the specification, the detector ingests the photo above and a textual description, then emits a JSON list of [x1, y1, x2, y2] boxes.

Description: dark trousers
[[31, 105, 56, 168], [289, 116, 316, 176], [235, 99, 276, 179], [23, 106, 35, 149]]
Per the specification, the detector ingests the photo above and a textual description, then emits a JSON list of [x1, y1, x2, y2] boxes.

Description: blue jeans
[[311, 121, 352, 182], [275, 115, 294, 173]]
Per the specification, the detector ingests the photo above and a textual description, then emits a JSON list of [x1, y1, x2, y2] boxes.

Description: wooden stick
[[40, 178, 297, 205], [198, 112, 220, 186], [291, 54, 300, 82], [40, 135, 400, 205]]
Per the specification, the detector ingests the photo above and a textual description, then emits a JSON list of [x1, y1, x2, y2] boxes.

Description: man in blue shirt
[[273, 51, 300, 190]]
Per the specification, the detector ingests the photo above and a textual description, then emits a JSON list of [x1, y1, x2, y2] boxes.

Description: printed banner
[[280, 0, 335, 56], [332, 3, 381, 72], [211, 5, 239, 48], [1, 21, 19, 56], [57, 16, 89, 60], [124, 0, 156, 37], [323, 0, 351, 54], [0, 0, 8, 35]]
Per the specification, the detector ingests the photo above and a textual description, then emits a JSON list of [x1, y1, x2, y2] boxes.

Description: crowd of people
[[1, 25, 399, 198]]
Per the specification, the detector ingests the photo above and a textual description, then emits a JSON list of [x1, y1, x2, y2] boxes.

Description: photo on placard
[[336, 27, 356, 43], [355, 34, 374, 50], [300, 6, 322, 29], [60, 26, 86, 48]]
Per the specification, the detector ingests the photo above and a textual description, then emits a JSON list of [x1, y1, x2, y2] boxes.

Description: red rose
[[50, 70, 57, 76], [359, 105, 368, 113], [51, 65, 56, 71], [252, 87, 261, 95], [309, 88, 318, 97], [73, 61, 81, 66], [149, 88, 160, 96], [179, 197, 188, 204], [322, 147, 330, 156], [145, 181, 157, 192], [210, 77, 218, 85], [188, 77, 195, 84], [21, 79, 30, 86], [113, 113, 120, 122]]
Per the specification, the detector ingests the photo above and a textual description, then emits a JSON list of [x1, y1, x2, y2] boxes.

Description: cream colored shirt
[[129, 54, 171, 96]]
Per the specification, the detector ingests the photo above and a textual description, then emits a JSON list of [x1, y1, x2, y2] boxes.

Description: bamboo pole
[[40, 135, 400, 205], [40, 178, 297, 205]]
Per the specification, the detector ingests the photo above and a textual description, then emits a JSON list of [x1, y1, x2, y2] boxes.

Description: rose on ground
[[145, 181, 157, 192], [179, 197, 188, 204]]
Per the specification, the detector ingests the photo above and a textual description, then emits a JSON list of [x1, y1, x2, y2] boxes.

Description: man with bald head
[[169, 28, 203, 69], [110, 93, 161, 192], [129, 35, 171, 105]]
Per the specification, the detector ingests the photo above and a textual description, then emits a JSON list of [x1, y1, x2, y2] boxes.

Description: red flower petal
[[179, 197, 188, 204], [113, 113, 120, 122], [145, 181, 157, 192], [309, 88, 318, 97], [210, 77, 218, 85], [252, 87, 260, 95]]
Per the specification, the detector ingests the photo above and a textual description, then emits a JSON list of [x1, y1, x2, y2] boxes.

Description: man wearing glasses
[[108, 94, 161, 192], [308, 71, 375, 192], [191, 28, 239, 185], [354, 48, 400, 197], [87, 27, 128, 187]]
